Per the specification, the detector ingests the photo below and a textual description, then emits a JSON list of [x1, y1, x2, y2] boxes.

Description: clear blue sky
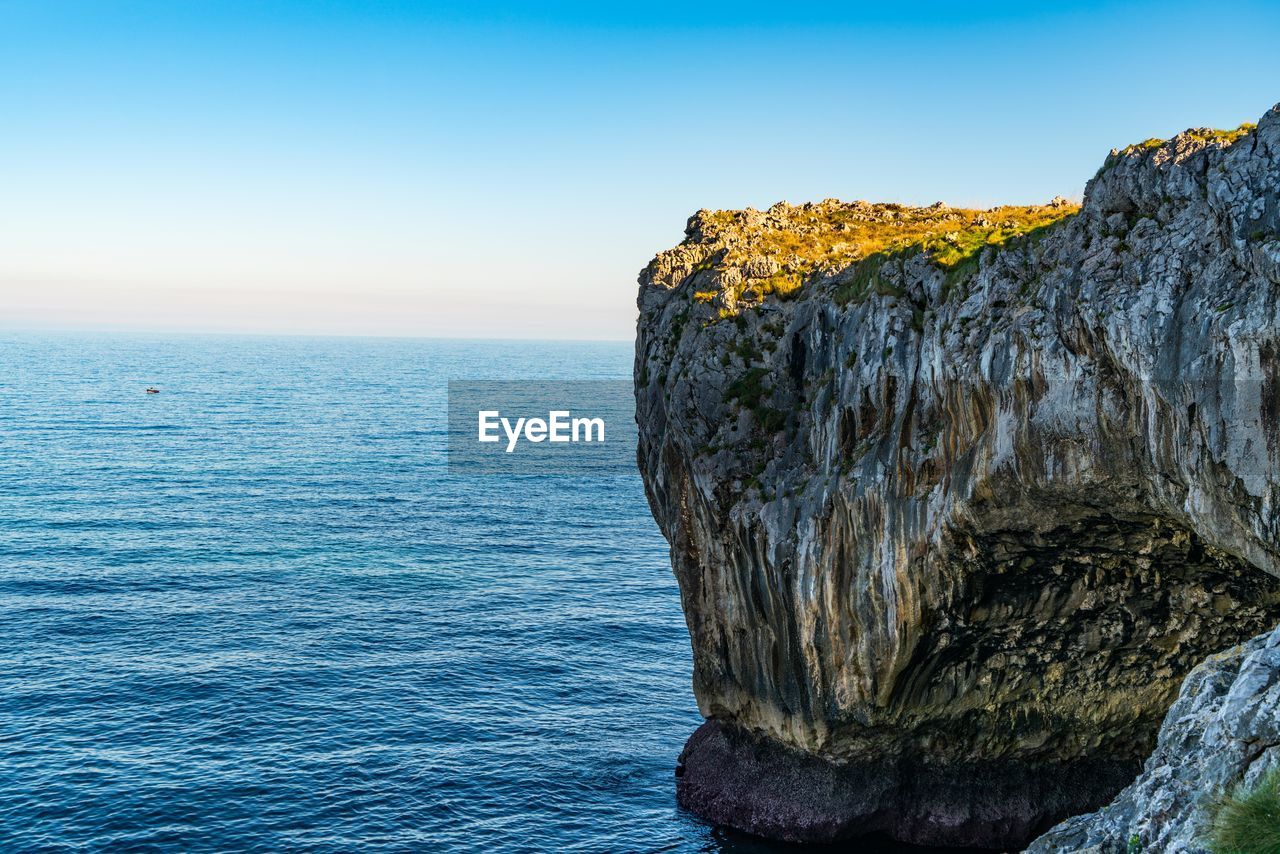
[[1, 1, 1277, 339]]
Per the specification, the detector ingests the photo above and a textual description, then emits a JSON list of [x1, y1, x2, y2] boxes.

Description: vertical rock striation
[[635, 104, 1280, 848]]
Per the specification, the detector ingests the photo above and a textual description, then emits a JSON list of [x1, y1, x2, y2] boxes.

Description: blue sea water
[[0, 333, 951, 853]]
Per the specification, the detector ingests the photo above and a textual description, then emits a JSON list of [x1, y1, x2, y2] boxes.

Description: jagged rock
[[743, 257, 781, 279], [635, 104, 1280, 848], [1029, 623, 1280, 853]]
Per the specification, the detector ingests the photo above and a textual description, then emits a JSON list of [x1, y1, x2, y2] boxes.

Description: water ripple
[[0, 333, 957, 854]]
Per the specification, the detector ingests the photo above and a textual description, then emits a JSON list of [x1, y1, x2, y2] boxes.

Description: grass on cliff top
[[695, 199, 1078, 310], [1207, 766, 1280, 854], [1121, 122, 1257, 156]]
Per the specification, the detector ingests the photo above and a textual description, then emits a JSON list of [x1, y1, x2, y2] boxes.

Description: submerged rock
[[635, 104, 1280, 848]]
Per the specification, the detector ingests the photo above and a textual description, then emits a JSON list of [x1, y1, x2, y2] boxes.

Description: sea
[[0, 333, 956, 853]]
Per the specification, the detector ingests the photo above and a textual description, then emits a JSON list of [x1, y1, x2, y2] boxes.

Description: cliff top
[[686, 198, 1078, 303], [647, 119, 1262, 315], [1116, 121, 1256, 157]]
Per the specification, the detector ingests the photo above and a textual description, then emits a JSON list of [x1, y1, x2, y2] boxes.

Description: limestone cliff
[[1029, 622, 1280, 853], [635, 104, 1280, 848]]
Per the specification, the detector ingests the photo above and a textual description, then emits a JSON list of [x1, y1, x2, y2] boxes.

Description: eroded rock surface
[[1028, 623, 1280, 853], [635, 104, 1280, 848]]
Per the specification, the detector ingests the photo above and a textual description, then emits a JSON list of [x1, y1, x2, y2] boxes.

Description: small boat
[[145, 387, 160, 394]]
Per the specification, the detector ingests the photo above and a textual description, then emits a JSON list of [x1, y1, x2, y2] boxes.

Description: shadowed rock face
[[635, 104, 1280, 848], [1028, 622, 1280, 853], [676, 719, 1144, 847]]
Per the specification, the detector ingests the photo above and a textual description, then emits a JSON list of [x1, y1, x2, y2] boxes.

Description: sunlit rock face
[[635, 104, 1280, 848]]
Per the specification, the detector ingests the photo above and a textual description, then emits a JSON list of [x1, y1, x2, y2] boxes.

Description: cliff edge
[[635, 104, 1280, 848]]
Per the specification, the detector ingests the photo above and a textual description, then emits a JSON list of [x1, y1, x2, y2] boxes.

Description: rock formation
[[1029, 622, 1280, 853], [634, 104, 1280, 848]]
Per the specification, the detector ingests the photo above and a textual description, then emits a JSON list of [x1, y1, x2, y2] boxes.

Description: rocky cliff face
[[635, 104, 1280, 848], [1029, 622, 1280, 853]]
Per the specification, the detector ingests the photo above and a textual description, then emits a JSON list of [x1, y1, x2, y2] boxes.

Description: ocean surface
[[0, 333, 950, 853]]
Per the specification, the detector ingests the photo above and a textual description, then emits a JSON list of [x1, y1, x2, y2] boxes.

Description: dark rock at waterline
[[677, 720, 1138, 849]]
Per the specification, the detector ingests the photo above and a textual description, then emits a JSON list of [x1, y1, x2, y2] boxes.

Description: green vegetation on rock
[[1188, 123, 1257, 146], [1120, 123, 1255, 156], [1208, 767, 1280, 854], [684, 198, 1078, 313], [723, 367, 787, 434], [725, 367, 769, 409], [1098, 122, 1259, 176]]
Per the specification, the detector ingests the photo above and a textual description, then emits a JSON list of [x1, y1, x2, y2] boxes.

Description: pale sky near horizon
[[2, 1, 1278, 340]]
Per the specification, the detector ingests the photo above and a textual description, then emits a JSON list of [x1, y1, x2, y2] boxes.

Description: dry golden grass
[[692, 199, 1078, 308], [680, 120, 1257, 315]]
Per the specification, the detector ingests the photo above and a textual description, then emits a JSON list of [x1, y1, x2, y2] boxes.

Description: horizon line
[[0, 324, 634, 345]]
